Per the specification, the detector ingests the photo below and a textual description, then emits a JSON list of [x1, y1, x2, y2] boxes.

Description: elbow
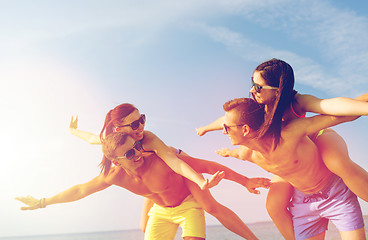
[[201, 202, 219, 215], [73, 185, 88, 200]]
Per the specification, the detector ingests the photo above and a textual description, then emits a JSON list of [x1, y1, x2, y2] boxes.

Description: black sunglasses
[[223, 123, 244, 134], [120, 114, 146, 130], [117, 141, 143, 160], [251, 78, 278, 93]]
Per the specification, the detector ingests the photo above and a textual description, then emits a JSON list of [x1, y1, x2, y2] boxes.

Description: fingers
[[261, 178, 272, 188], [252, 189, 260, 195], [20, 206, 35, 211], [215, 149, 224, 156], [195, 127, 206, 136], [15, 196, 41, 210], [245, 178, 272, 194], [15, 196, 36, 204], [251, 178, 272, 188], [206, 171, 225, 189], [195, 128, 203, 136], [216, 148, 230, 157], [69, 115, 78, 129], [70, 116, 74, 127], [201, 171, 225, 190]]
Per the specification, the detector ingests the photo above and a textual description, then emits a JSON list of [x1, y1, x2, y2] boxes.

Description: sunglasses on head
[[251, 78, 278, 93], [119, 114, 146, 130], [223, 123, 244, 134], [117, 140, 143, 160]]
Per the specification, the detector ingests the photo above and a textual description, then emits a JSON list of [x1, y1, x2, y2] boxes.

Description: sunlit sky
[[1, 0, 368, 238]]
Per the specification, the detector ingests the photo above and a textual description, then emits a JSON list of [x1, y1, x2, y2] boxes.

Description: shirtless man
[[16, 132, 270, 240], [217, 98, 365, 240]]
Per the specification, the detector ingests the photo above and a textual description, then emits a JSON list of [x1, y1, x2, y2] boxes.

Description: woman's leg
[[314, 129, 368, 202], [305, 231, 326, 240], [339, 228, 366, 240], [266, 175, 295, 240]]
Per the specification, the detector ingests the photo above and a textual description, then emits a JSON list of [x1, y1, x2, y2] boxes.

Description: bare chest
[[250, 149, 301, 177]]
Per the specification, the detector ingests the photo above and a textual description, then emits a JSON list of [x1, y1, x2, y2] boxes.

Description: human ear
[[242, 124, 251, 136]]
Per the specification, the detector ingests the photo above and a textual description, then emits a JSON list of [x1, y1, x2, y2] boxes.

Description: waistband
[[161, 194, 193, 208], [293, 175, 340, 203]]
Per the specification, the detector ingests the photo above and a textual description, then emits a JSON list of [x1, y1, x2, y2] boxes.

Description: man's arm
[[15, 175, 111, 210], [178, 155, 271, 194], [140, 198, 154, 232], [196, 115, 225, 136], [287, 113, 357, 138], [216, 146, 253, 161], [144, 131, 222, 190], [185, 179, 259, 240]]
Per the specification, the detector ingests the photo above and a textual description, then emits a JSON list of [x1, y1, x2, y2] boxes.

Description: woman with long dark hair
[[198, 58, 368, 239]]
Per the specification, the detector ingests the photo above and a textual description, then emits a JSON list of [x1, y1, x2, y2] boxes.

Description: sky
[[1, 0, 368, 238]]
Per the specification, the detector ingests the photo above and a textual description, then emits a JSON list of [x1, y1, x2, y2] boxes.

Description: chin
[[255, 96, 264, 104], [134, 157, 144, 167], [230, 138, 238, 145], [135, 132, 144, 140]]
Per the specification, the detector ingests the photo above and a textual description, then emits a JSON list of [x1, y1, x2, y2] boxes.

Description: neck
[[241, 135, 274, 155], [124, 156, 149, 178]]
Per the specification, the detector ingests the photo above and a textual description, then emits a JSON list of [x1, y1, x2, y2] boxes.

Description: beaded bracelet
[[39, 198, 46, 208]]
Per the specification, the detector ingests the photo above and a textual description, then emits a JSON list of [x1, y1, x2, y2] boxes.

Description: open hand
[[15, 196, 44, 210], [195, 127, 208, 136], [216, 148, 232, 157], [244, 178, 271, 194], [69, 115, 78, 130], [200, 171, 225, 190]]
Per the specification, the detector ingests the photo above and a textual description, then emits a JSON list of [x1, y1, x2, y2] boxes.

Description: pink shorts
[[290, 175, 364, 240]]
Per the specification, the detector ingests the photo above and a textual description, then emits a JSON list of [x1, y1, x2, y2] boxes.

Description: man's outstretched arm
[[185, 179, 259, 240], [16, 175, 111, 210], [178, 154, 271, 194]]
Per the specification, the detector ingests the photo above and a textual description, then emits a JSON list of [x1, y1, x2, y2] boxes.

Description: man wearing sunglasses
[[218, 98, 366, 240], [16, 132, 271, 240]]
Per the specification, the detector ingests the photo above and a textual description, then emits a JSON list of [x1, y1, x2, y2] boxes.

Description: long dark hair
[[99, 103, 137, 175], [252, 58, 297, 146]]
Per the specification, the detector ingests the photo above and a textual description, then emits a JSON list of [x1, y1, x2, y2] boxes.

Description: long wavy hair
[[99, 103, 137, 175], [252, 58, 297, 146]]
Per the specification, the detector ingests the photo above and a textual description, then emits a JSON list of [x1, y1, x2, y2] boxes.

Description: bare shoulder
[[293, 93, 309, 111], [294, 93, 316, 102], [281, 118, 307, 140], [143, 130, 156, 139], [238, 146, 253, 161], [104, 166, 125, 183], [142, 151, 158, 159], [142, 130, 159, 144], [294, 93, 322, 113]]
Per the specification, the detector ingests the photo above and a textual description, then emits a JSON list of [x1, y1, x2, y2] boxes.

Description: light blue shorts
[[290, 175, 364, 240]]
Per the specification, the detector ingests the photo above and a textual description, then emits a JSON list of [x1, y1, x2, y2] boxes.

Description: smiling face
[[250, 71, 278, 105], [113, 136, 144, 171], [115, 109, 145, 141]]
